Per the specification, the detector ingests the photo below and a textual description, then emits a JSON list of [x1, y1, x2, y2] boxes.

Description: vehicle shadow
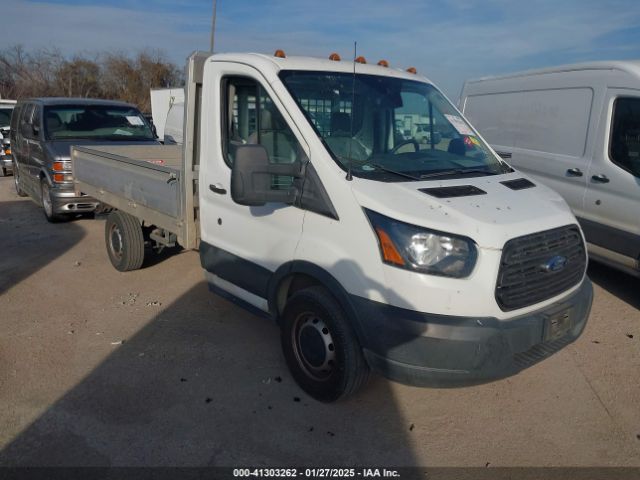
[[0, 279, 419, 466], [588, 260, 640, 310], [0, 199, 86, 295]]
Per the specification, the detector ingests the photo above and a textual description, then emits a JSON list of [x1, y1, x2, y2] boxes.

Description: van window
[[610, 97, 640, 177], [222, 77, 306, 190], [19, 104, 35, 137], [0, 107, 13, 127], [31, 106, 42, 137], [43, 105, 154, 140]]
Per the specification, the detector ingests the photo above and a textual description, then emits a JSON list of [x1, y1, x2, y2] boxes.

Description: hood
[[46, 139, 160, 160], [351, 171, 576, 250]]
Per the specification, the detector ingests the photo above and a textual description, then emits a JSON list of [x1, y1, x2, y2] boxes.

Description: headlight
[[365, 209, 477, 278]]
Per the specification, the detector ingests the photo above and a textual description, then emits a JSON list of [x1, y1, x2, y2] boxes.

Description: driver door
[[199, 63, 308, 311]]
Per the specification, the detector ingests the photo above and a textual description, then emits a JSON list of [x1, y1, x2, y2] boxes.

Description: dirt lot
[[0, 175, 639, 467]]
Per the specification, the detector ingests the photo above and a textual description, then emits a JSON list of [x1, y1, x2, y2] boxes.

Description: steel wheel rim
[[108, 223, 124, 260], [292, 311, 337, 382], [42, 182, 53, 217]]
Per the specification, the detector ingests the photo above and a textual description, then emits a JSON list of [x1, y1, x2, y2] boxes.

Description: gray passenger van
[[10, 98, 159, 221]]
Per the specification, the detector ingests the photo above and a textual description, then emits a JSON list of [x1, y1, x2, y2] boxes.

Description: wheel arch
[[267, 261, 366, 345]]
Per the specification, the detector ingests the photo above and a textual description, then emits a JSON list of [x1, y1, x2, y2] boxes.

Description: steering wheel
[[391, 139, 420, 155]]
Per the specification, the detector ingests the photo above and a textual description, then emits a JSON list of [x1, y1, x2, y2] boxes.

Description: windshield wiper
[[419, 168, 499, 179], [365, 162, 421, 181]]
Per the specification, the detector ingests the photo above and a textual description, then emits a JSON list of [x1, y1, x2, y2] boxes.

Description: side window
[[610, 97, 640, 177], [19, 104, 34, 137], [223, 77, 306, 189], [31, 105, 42, 138]]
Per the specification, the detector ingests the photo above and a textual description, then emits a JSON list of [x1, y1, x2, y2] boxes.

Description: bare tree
[[0, 45, 183, 112]]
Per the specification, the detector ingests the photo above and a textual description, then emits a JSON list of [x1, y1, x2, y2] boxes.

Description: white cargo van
[[150, 87, 185, 140], [460, 61, 640, 277], [72, 52, 593, 401]]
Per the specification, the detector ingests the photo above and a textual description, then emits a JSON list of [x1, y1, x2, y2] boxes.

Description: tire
[[281, 286, 370, 402], [13, 164, 27, 197], [41, 179, 68, 223], [0, 167, 6, 177], [105, 210, 145, 272]]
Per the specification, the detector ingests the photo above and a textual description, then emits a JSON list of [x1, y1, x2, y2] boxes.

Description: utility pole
[[210, 0, 217, 53]]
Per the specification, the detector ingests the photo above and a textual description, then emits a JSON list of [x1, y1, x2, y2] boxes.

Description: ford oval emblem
[[542, 255, 568, 273]]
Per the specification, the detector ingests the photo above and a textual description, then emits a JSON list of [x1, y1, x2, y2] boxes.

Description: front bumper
[[50, 186, 100, 214], [353, 278, 593, 387]]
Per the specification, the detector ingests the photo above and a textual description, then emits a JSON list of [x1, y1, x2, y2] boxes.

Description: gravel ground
[[0, 176, 639, 467]]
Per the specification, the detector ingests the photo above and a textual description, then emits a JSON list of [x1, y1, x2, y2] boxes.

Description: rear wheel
[[105, 210, 145, 271], [13, 163, 27, 197], [280, 286, 370, 402]]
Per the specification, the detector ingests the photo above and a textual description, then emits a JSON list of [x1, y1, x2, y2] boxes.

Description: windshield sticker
[[361, 164, 376, 171], [114, 129, 133, 136], [464, 136, 481, 148], [444, 114, 475, 136], [126, 116, 144, 126]]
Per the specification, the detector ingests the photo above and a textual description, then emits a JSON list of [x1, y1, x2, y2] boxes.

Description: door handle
[[566, 168, 583, 177], [591, 174, 610, 184], [209, 183, 227, 195]]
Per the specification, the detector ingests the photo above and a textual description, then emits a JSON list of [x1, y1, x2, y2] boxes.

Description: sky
[[4, 0, 640, 98]]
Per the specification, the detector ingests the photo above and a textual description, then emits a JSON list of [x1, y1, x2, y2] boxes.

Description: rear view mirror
[[230, 144, 301, 206]]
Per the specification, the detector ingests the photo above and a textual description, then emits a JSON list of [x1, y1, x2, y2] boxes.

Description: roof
[[207, 52, 435, 85], [466, 60, 640, 85], [20, 97, 138, 108]]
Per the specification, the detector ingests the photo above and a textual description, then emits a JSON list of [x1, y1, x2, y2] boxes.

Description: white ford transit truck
[[72, 51, 593, 402]]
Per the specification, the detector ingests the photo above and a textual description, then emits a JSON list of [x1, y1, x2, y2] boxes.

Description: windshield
[[0, 108, 13, 128], [44, 105, 154, 141], [280, 71, 508, 181]]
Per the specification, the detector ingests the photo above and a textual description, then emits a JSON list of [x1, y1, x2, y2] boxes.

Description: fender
[[267, 260, 368, 347]]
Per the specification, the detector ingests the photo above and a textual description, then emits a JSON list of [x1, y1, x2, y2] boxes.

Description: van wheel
[[41, 179, 67, 222], [281, 286, 370, 402], [13, 164, 27, 197], [105, 210, 145, 271]]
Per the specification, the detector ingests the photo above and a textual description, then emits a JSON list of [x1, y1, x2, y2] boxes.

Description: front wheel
[[281, 287, 370, 402], [105, 210, 145, 271], [41, 179, 68, 223]]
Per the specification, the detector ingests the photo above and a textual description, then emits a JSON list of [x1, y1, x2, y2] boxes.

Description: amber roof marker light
[[274, 49, 286, 58], [355, 56, 367, 64], [329, 53, 341, 61], [377, 59, 389, 67], [406, 67, 417, 74]]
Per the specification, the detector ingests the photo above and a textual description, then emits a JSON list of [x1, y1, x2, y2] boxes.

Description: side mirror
[[230, 144, 301, 206]]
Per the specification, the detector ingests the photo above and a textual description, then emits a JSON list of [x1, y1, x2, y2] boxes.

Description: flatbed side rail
[[72, 146, 185, 245]]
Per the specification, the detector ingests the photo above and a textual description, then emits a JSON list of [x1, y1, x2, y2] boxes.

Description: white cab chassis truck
[[73, 52, 593, 402]]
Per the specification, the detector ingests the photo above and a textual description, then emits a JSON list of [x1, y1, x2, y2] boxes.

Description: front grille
[[496, 225, 586, 311]]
